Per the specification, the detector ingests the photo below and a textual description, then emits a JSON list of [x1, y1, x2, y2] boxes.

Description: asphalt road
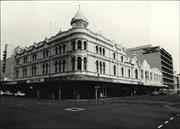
[[0, 95, 180, 129]]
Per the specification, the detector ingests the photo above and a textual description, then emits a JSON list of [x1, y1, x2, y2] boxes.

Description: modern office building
[[174, 72, 180, 94], [2, 8, 165, 99], [1, 44, 16, 81], [127, 45, 174, 89]]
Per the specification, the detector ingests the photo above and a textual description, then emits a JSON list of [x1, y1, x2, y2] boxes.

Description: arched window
[[84, 41, 87, 50], [113, 65, 116, 75], [113, 53, 116, 59], [96, 46, 98, 54], [71, 57, 75, 70], [103, 48, 105, 56], [83, 57, 87, 70], [121, 67, 124, 77], [103, 62, 105, 73], [128, 69, 131, 78], [96, 61, 99, 72], [135, 69, 138, 79], [77, 57, 82, 70], [100, 62, 102, 73], [99, 47, 102, 55], [77, 40, 82, 49], [121, 56, 123, 62], [72, 41, 76, 50], [141, 70, 144, 79]]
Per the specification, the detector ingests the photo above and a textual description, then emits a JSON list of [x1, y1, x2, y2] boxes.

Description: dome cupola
[[70, 6, 88, 28]]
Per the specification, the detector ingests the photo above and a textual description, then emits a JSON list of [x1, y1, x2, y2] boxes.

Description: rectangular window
[[16, 59, 19, 65], [23, 56, 28, 63], [23, 67, 27, 77], [42, 63, 48, 75], [96, 61, 99, 73], [43, 50, 49, 58], [32, 53, 37, 61], [150, 72, 152, 80], [32, 65, 36, 76]]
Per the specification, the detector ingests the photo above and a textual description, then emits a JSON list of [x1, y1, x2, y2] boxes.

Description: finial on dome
[[70, 6, 89, 28]]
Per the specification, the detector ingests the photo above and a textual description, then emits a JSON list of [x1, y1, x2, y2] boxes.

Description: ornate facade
[[12, 8, 165, 99]]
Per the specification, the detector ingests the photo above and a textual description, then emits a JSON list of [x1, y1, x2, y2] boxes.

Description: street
[[0, 95, 180, 129]]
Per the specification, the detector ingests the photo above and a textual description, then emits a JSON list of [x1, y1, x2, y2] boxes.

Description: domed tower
[[70, 6, 89, 28]]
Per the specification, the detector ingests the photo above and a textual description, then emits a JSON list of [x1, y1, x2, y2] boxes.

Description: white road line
[[164, 121, 169, 124], [170, 117, 174, 120], [64, 107, 85, 112], [157, 125, 163, 128]]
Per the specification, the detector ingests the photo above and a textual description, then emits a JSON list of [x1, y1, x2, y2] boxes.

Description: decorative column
[[82, 57, 84, 71], [75, 57, 77, 70]]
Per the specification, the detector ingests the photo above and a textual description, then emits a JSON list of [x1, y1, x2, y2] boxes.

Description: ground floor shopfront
[[1, 79, 166, 100]]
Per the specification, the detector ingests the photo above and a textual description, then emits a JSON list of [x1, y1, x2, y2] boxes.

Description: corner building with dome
[[12, 8, 166, 99]]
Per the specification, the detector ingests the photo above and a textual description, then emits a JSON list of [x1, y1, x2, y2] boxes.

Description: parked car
[[14, 91, 26, 96], [150, 91, 159, 96], [159, 89, 168, 95], [0, 91, 5, 95], [4, 91, 13, 96]]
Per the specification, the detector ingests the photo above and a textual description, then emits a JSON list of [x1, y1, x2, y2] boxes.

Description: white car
[[14, 91, 26, 96], [4, 91, 13, 96], [0, 91, 5, 95]]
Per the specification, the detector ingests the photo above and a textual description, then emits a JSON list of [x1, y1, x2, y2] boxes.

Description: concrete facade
[[174, 72, 180, 94], [127, 45, 174, 88], [1, 44, 16, 81]]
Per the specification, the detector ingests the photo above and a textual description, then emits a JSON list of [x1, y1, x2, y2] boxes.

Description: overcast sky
[[1, 1, 179, 73]]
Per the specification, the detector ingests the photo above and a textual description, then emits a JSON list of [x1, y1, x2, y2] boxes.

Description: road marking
[[64, 107, 85, 112], [164, 121, 168, 124], [170, 117, 174, 120], [157, 125, 163, 128]]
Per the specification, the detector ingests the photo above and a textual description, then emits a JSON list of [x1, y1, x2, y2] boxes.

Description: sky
[[1, 1, 179, 73]]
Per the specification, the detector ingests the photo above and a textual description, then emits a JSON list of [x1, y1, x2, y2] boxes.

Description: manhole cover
[[64, 107, 85, 111]]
